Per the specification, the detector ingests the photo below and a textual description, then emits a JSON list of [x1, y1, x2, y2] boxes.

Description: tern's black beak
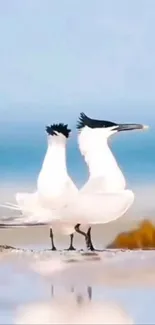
[[116, 123, 148, 132]]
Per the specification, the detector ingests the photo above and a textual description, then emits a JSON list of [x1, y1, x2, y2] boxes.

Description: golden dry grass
[[107, 220, 155, 249]]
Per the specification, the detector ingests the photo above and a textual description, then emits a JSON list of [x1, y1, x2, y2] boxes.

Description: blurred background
[[0, 0, 155, 245]]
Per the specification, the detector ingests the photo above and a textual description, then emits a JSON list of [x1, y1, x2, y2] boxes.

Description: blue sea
[[0, 122, 154, 218]]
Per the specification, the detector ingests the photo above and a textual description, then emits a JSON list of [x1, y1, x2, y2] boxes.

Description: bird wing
[[0, 191, 76, 233], [0, 209, 75, 234], [80, 177, 111, 194], [15, 191, 39, 215], [0, 216, 75, 233], [0, 191, 61, 226], [0, 181, 78, 231], [0, 192, 40, 214], [58, 190, 134, 225], [0, 191, 42, 218]]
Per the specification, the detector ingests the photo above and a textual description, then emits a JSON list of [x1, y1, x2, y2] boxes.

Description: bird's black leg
[[87, 286, 92, 301], [75, 224, 86, 238], [75, 223, 88, 250], [86, 227, 95, 251], [49, 228, 56, 251], [66, 233, 76, 250], [51, 285, 54, 298]]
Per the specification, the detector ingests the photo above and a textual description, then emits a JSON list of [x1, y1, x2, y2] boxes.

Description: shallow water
[[0, 247, 155, 324]]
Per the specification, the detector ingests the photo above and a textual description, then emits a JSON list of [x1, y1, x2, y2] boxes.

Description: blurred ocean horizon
[[0, 122, 154, 184]]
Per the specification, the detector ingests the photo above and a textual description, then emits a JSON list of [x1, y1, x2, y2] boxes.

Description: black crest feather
[[46, 123, 71, 138], [77, 112, 117, 130]]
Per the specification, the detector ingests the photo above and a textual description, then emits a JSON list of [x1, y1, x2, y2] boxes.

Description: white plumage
[[58, 190, 134, 225], [0, 125, 78, 239], [0, 114, 149, 251]]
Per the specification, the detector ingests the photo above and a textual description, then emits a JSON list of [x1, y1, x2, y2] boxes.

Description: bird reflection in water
[[15, 286, 134, 324], [51, 285, 92, 302]]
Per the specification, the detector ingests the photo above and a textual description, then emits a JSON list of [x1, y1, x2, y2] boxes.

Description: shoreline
[[1, 248, 155, 287]]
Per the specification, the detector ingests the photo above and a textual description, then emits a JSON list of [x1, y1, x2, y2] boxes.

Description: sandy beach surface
[[0, 226, 154, 324]]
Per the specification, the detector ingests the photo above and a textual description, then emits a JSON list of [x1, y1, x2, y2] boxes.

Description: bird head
[[77, 112, 149, 140], [46, 123, 71, 145]]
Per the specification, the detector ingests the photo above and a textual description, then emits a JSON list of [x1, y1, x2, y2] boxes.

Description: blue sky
[[0, 0, 155, 126]]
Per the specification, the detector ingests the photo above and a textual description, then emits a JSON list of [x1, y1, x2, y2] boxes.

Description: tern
[[36, 123, 79, 250], [0, 123, 79, 250], [69, 113, 149, 250]]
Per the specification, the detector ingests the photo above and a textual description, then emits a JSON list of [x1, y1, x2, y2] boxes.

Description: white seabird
[[70, 113, 149, 250], [0, 123, 79, 250]]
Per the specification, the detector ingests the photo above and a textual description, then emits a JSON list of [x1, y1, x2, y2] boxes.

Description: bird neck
[[39, 142, 68, 179], [85, 141, 126, 190]]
